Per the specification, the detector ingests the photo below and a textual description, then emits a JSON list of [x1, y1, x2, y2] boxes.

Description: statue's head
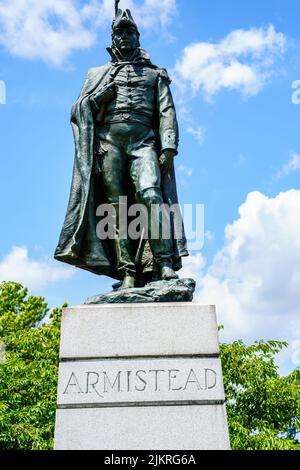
[[112, 8, 140, 54]]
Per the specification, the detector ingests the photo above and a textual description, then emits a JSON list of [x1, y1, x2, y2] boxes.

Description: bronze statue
[[54, 2, 190, 296]]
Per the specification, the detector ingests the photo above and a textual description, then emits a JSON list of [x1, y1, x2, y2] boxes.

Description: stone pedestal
[[54, 303, 230, 450]]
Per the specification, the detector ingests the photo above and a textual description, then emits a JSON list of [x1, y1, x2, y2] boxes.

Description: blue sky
[[0, 0, 300, 372]]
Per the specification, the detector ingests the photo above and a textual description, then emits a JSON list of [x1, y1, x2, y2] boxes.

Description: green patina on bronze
[[54, 2, 192, 295]]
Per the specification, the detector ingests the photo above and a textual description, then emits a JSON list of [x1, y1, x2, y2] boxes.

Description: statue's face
[[113, 27, 139, 53]]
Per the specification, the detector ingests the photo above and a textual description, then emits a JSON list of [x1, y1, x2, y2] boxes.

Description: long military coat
[[54, 48, 188, 280]]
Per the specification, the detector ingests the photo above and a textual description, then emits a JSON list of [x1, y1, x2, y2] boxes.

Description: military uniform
[[54, 7, 188, 284], [89, 44, 180, 279]]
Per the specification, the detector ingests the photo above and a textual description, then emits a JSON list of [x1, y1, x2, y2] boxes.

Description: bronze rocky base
[[85, 278, 196, 304]]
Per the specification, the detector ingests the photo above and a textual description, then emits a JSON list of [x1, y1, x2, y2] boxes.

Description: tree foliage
[[0, 281, 299, 450], [221, 337, 300, 450], [0, 281, 64, 450]]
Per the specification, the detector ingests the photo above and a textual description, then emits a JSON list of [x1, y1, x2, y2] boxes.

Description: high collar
[[106, 47, 152, 65]]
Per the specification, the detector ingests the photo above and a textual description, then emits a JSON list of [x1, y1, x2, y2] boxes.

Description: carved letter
[[103, 371, 122, 392], [149, 370, 165, 391], [135, 370, 147, 391], [183, 368, 202, 391], [63, 372, 83, 394], [86, 372, 104, 398], [205, 369, 217, 390], [168, 369, 183, 391], [126, 370, 132, 392]]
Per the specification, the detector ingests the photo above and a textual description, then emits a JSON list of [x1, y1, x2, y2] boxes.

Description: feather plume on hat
[[115, 0, 120, 16]]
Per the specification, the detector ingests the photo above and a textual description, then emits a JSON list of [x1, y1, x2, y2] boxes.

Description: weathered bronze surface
[[85, 278, 196, 304], [54, 2, 194, 300]]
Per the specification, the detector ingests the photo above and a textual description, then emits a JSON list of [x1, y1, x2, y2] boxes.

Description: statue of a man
[[54, 4, 189, 290]]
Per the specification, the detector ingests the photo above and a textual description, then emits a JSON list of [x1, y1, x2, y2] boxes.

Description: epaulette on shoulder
[[157, 68, 172, 84]]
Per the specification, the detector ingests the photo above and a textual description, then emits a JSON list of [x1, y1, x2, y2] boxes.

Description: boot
[[136, 188, 176, 282], [120, 274, 136, 289], [160, 261, 178, 281]]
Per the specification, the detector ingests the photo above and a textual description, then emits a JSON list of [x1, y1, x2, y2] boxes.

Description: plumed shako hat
[[112, 0, 139, 34]]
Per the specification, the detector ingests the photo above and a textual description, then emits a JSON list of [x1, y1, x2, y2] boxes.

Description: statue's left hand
[[159, 149, 176, 175]]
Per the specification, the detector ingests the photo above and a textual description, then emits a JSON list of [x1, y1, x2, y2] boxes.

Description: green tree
[[221, 337, 300, 450], [0, 281, 299, 450], [0, 281, 64, 450]]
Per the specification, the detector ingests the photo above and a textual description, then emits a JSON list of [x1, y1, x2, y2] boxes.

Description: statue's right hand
[[94, 82, 116, 104], [90, 82, 116, 110]]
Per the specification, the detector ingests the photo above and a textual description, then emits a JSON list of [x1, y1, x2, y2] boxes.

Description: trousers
[[96, 122, 173, 277]]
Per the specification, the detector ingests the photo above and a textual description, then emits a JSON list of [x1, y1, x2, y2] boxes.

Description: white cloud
[[186, 125, 206, 144], [181, 251, 203, 278], [174, 25, 286, 99], [176, 104, 206, 145], [275, 152, 300, 180], [0, 0, 177, 66], [177, 164, 194, 189], [0, 79, 6, 105], [119, 0, 177, 29], [183, 190, 300, 370], [0, 0, 96, 67], [177, 164, 193, 177], [204, 230, 214, 242], [85, 0, 177, 29], [0, 246, 74, 291]]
